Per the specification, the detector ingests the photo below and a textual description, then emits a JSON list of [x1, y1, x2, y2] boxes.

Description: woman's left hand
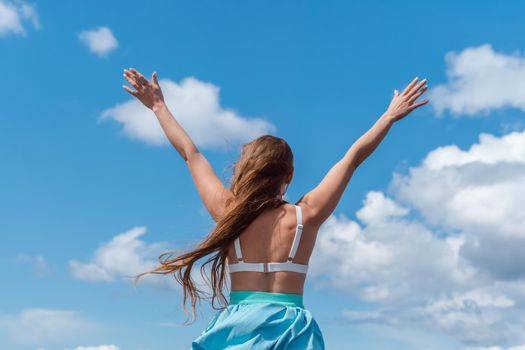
[[122, 68, 165, 111]]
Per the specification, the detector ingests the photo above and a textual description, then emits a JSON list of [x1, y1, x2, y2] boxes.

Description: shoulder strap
[[287, 205, 304, 261], [234, 237, 243, 261]]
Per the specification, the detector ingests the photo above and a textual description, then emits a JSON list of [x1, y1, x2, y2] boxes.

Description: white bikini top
[[227, 204, 308, 274]]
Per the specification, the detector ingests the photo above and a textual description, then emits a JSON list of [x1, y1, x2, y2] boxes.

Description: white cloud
[[78, 26, 118, 57], [310, 129, 525, 346], [69, 226, 168, 285], [0, 0, 39, 36], [430, 44, 525, 116], [342, 287, 521, 345], [68, 345, 120, 350], [68, 226, 213, 295], [355, 190, 410, 225], [310, 192, 478, 303], [421, 289, 516, 344], [391, 130, 525, 279], [99, 77, 276, 149], [0, 309, 95, 344]]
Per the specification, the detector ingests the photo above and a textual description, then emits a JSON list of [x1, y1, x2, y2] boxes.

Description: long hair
[[133, 134, 294, 324]]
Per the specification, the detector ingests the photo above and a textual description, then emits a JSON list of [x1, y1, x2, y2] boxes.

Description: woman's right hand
[[384, 77, 429, 122]]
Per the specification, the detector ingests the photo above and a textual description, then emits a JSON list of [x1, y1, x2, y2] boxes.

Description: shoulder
[[292, 200, 322, 230]]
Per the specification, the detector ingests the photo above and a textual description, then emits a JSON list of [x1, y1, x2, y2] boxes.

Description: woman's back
[[194, 203, 325, 349], [227, 202, 320, 295]]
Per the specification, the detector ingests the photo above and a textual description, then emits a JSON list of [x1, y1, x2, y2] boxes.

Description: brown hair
[[133, 134, 294, 324]]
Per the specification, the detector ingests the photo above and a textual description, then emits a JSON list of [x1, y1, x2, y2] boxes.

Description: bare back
[[227, 202, 320, 294]]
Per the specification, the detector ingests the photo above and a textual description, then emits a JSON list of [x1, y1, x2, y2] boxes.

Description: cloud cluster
[[69, 226, 168, 285], [392, 130, 525, 278], [310, 129, 525, 346], [0, 308, 95, 344], [99, 77, 276, 149], [0, 0, 39, 36], [68, 226, 213, 294], [430, 44, 525, 116], [78, 26, 118, 57]]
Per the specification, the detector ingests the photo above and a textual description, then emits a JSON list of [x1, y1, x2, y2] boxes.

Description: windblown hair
[[133, 134, 294, 324]]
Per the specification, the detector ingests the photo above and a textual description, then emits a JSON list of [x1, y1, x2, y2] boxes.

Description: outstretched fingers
[[404, 79, 426, 99], [123, 68, 135, 79], [408, 85, 428, 104], [129, 67, 150, 86], [124, 76, 140, 90], [401, 77, 419, 96], [409, 99, 429, 111], [122, 84, 138, 96], [123, 68, 145, 96]]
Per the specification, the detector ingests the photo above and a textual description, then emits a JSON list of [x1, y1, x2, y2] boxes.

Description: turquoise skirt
[[191, 290, 325, 349]]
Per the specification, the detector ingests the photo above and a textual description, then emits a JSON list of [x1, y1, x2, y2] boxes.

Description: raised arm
[[299, 77, 429, 226], [122, 68, 234, 221]]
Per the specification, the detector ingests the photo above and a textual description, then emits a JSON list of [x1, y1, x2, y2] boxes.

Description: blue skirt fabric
[[191, 290, 325, 349]]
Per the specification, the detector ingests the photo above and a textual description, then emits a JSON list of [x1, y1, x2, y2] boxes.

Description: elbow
[[185, 150, 201, 164], [350, 152, 362, 169]]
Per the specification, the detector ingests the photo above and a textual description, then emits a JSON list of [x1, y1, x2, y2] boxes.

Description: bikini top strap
[[234, 204, 303, 263], [287, 205, 304, 261], [234, 237, 243, 261]]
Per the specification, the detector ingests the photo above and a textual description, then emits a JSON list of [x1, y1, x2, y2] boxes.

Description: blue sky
[[2, 1, 525, 349]]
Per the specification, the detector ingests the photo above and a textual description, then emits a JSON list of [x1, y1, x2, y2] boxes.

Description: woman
[[124, 68, 428, 349]]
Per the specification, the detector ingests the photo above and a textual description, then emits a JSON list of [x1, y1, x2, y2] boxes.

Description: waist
[[229, 290, 304, 308]]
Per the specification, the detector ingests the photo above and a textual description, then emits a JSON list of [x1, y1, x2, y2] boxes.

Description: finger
[[124, 74, 140, 89], [130, 68, 149, 86], [126, 67, 140, 79], [409, 99, 429, 110], [401, 77, 419, 96], [406, 78, 427, 98], [122, 85, 138, 96], [123, 73, 137, 85], [152, 71, 159, 85], [124, 68, 144, 86], [130, 67, 149, 85], [123, 70, 138, 84], [124, 69, 138, 81], [408, 86, 428, 104], [394, 89, 399, 97]]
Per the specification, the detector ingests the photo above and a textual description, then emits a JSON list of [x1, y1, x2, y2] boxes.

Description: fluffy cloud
[[0, 309, 95, 344], [310, 191, 477, 303], [69, 226, 213, 295], [69, 226, 168, 285], [430, 44, 525, 116], [78, 26, 118, 57], [391, 130, 525, 279], [0, 0, 39, 36], [341, 286, 522, 345], [99, 77, 276, 149], [68, 346, 120, 350], [310, 129, 525, 346]]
